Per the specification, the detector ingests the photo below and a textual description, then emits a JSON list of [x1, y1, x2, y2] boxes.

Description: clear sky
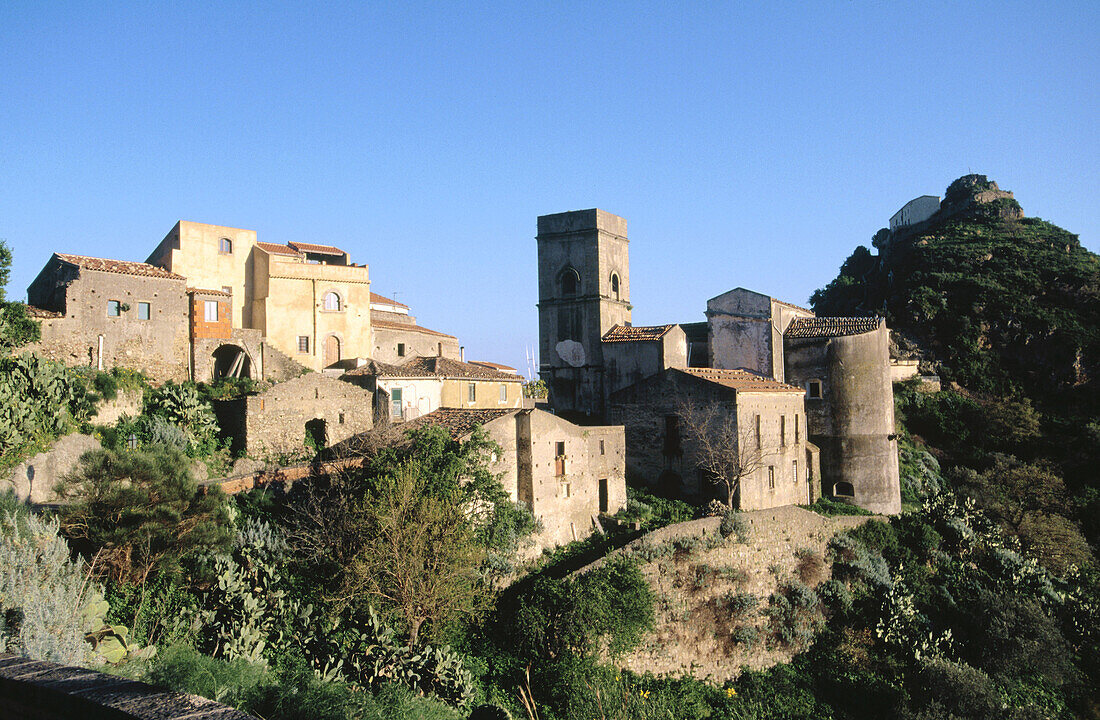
[[2, 1, 1097, 376]]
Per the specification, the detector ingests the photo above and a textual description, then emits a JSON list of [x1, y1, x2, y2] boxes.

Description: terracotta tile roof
[[405, 407, 520, 438], [345, 359, 430, 379], [187, 287, 231, 297], [255, 242, 301, 256], [676, 367, 804, 393], [54, 253, 184, 280], [371, 317, 456, 339], [469, 360, 520, 374], [785, 317, 883, 339], [602, 324, 676, 342], [23, 305, 63, 318], [370, 292, 409, 309], [289, 241, 345, 255], [348, 356, 523, 381]]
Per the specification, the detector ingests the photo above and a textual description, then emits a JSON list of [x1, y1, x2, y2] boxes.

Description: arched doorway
[[212, 345, 251, 379], [323, 335, 341, 367]]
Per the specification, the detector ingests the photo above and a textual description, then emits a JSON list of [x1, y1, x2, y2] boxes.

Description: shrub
[[766, 581, 824, 648], [56, 444, 233, 583], [794, 548, 825, 585], [724, 592, 760, 619], [731, 625, 760, 646], [719, 509, 750, 543]]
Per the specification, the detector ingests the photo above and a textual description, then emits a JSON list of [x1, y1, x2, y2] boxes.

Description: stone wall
[[0, 654, 251, 720], [784, 325, 901, 514], [260, 340, 308, 382], [518, 409, 626, 548], [706, 288, 775, 376], [94, 388, 144, 426], [236, 374, 373, 458], [191, 328, 266, 383], [2, 433, 101, 504], [26, 266, 189, 382], [371, 324, 460, 365]]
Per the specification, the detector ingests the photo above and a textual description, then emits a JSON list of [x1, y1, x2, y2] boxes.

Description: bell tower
[[536, 208, 630, 418]]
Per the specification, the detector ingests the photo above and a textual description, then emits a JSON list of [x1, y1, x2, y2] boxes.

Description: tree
[[339, 459, 482, 646], [56, 444, 233, 583], [676, 399, 768, 507], [0, 240, 40, 353]]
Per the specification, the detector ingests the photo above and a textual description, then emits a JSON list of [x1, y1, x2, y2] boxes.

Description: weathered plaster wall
[[440, 378, 524, 410], [707, 288, 774, 376], [734, 393, 813, 510], [371, 325, 460, 365], [518, 409, 626, 547], [602, 326, 688, 402], [374, 377, 444, 422], [784, 326, 901, 514], [26, 267, 189, 382]]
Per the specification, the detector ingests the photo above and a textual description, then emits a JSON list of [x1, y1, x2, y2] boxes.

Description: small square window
[[137, 302, 150, 320], [338, 412, 345, 424], [807, 380, 823, 399], [219, 237, 233, 254], [298, 336, 310, 353], [397, 343, 405, 357], [467, 383, 476, 402], [107, 300, 120, 317], [204, 300, 218, 322]]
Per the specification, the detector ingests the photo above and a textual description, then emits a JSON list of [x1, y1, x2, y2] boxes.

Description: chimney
[[460, 346, 465, 362]]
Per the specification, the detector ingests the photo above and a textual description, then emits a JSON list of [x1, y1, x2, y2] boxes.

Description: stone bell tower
[[536, 208, 630, 419]]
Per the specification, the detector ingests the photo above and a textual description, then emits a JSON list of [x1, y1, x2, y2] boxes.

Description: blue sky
[[2, 1, 1097, 375]]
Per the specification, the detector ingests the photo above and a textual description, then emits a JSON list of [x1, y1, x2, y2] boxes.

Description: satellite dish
[[555, 339, 586, 367]]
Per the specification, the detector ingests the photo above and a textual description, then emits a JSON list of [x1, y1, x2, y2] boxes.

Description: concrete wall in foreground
[[0, 653, 252, 719]]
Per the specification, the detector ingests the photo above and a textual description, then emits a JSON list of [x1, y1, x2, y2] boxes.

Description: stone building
[[345, 356, 525, 423], [784, 317, 900, 514], [536, 209, 631, 419], [147, 222, 374, 372], [368, 291, 461, 365], [405, 407, 627, 548], [213, 373, 373, 458], [535, 208, 901, 514], [25, 254, 191, 381], [889, 195, 941, 231], [608, 368, 818, 509]]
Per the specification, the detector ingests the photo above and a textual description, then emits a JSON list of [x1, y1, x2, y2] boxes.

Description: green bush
[[719, 509, 750, 542]]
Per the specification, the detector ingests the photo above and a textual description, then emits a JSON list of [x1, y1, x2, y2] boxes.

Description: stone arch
[[610, 272, 620, 300], [322, 333, 342, 368], [212, 344, 252, 379], [832, 481, 855, 498], [322, 289, 342, 311], [558, 266, 580, 297]]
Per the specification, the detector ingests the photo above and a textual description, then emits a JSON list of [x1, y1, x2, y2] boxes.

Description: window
[[610, 273, 620, 300], [600, 439, 605, 455], [792, 460, 798, 483], [561, 482, 571, 498], [833, 481, 855, 498], [781, 416, 787, 446], [219, 237, 232, 254], [297, 335, 310, 353], [559, 267, 580, 296], [555, 442, 566, 477], [390, 387, 403, 420], [204, 300, 218, 322], [323, 291, 341, 311], [338, 412, 345, 425], [499, 383, 507, 402], [664, 415, 681, 455], [467, 383, 476, 402], [755, 414, 762, 449], [807, 380, 822, 399], [599, 478, 609, 513], [768, 466, 776, 490], [397, 343, 405, 357], [137, 302, 150, 320], [107, 300, 121, 317], [795, 414, 800, 444]]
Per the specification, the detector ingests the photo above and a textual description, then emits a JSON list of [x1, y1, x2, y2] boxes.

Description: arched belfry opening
[[559, 266, 580, 297], [610, 272, 620, 300], [212, 344, 251, 379]]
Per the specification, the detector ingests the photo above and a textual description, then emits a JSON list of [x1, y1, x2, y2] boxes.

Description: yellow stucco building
[[147, 221, 372, 372]]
